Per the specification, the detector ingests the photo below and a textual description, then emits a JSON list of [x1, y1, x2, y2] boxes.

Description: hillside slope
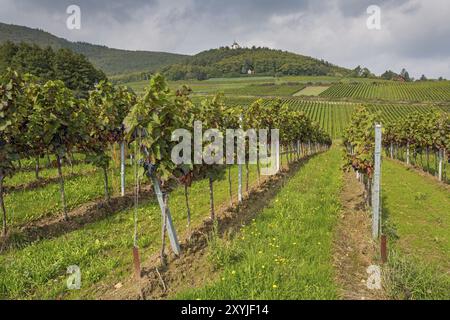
[[162, 47, 351, 80], [0, 22, 188, 75]]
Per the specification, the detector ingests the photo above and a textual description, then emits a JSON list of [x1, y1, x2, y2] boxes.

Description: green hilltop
[[1, 23, 352, 80], [161, 46, 351, 80]]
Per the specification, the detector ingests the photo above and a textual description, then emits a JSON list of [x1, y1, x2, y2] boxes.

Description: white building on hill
[[231, 41, 241, 49]]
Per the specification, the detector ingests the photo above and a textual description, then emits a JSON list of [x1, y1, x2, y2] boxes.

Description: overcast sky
[[1, 0, 450, 78]]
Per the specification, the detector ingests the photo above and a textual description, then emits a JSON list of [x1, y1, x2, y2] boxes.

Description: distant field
[[294, 86, 330, 96], [123, 77, 450, 139], [320, 81, 450, 102], [122, 76, 382, 95], [223, 83, 305, 96]]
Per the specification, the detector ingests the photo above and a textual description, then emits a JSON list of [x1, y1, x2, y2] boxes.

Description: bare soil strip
[[98, 157, 315, 300], [333, 171, 386, 300]]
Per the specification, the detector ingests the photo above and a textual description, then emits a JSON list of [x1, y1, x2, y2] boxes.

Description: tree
[[361, 68, 374, 78], [400, 68, 411, 82], [172, 85, 197, 228], [198, 94, 227, 220], [84, 82, 116, 201], [0, 42, 106, 98], [30, 80, 81, 220], [0, 70, 31, 236], [0, 41, 18, 73], [352, 66, 363, 77], [82, 82, 137, 201], [24, 77, 47, 180], [381, 70, 398, 80], [54, 48, 106, 98], [124, 74, 185, 262]]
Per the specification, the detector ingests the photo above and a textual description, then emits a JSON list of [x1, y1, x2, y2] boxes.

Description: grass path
[[333, 171, 385, 300], [381, 159, 450, 299], [382, 159, 449, 268], [2, 164, 136, 228], [176, 147, 343, 299]]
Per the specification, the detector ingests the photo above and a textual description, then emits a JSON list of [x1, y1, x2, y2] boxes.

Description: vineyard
[[2, 0, 450, 307], [383, 111, 449, 182], [0, 70, 334, 299], [342, 106, 449, 299], [0, 67, 449, 301], [320, 81, 450, 102], [223, 97, 448, 139]]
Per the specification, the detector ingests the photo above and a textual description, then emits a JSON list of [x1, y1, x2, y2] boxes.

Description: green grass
[[381, 159, 450, 299], [383, 251, 450, 300], [4, 163, 96, 189], [124, 76, 352, 95], [294, 86, 330, 96], [385, 148, 449, 184], [0, 164, 261, 299], [382, 159, 450, 268], [176, 147, 343, 299], [223, 83, 305, 97], [3, 164, 136, 227]]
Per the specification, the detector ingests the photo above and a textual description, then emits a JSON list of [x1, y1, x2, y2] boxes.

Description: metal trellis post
[[372, 124, 382, 239]]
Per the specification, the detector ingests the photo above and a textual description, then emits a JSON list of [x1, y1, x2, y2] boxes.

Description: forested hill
[[0, 23, 352, 80], [161, 47, 352, 80], [0, 22, 188, 75]]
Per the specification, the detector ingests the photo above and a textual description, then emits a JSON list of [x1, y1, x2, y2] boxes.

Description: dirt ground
[[333, 171, 386, 300]]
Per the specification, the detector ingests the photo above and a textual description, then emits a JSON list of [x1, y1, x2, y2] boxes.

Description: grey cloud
[[0, 0, 449, 78]]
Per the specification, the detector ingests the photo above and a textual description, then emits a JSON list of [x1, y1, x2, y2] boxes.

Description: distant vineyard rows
[[319, 82, 450, 102], [223, 97, 449, 139]]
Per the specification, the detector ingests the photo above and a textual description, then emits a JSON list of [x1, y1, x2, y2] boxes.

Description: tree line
[[0, 41, 106, 98]]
